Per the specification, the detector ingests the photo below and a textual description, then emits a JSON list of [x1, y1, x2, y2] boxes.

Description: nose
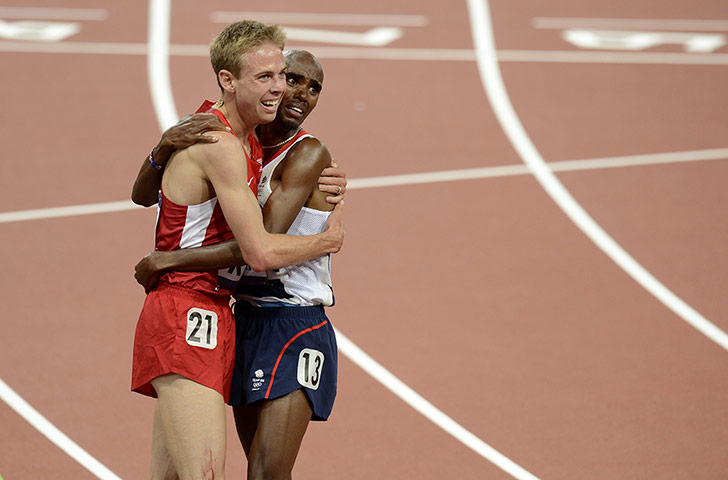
[[271, 74, 285, 94], [293, 84, 308, 101]]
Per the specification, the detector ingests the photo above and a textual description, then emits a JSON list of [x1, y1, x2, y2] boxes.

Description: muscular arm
[[134, 239, 241, 292], [190, 134, 343, 272], [262, 138, 333, 234], [134, 141, 333, 290], [131, 114, 229, 206]]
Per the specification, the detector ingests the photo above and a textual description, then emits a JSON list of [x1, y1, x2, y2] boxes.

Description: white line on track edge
[[0, 378, 122, 480], [466, 0, 728, 356], [334, 329, 540, 479]]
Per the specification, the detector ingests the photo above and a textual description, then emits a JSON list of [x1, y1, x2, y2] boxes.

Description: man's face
[[232, 43, 286, 126], [277, 53, 324, 130]]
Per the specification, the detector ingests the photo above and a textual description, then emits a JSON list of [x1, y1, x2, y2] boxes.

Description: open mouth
[[261, 100, 279, 112], [285, 104, 305, 117]]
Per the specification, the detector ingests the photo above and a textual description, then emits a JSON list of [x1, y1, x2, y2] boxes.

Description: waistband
[[154, 281, 233, 305], [232, 303, 325, 321]]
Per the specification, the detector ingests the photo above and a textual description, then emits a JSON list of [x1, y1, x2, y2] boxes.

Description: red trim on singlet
[[196, 100, 263, 193], [264, 319, 329, 398]]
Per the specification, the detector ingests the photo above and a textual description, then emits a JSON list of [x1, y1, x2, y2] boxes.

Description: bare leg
[[232, 403, 259, 459], [151, 374, 227, 480], [149, 402, 179, 480], [240, 389, 313, 480]]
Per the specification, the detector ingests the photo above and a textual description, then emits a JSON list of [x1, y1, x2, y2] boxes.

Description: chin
[[280, 117, 302, 130]]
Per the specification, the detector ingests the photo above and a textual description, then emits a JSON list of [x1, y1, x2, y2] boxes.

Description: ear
[[218, 69, 236, 93]]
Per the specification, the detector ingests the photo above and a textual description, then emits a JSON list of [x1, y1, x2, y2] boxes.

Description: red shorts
[[131, 282, 235, 402]]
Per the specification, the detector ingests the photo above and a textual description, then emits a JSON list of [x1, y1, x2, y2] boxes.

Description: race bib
[[186, 308, 218, 349], [297, 348, 324, 390]]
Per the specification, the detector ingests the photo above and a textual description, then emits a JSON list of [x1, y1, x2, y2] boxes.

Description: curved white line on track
[[0, 379, 122, 480], [466, 0, 728, 352], [148, 0, 177, 131]]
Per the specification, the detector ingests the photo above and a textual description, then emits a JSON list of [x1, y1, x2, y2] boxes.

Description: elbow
[[242, 250, 271, 273], [243, 245, 281, 272], [245, 257, 270, 273], [131, 188, 157, 207]]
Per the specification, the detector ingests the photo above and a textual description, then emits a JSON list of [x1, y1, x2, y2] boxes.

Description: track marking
[[0, 378, 122, 480], [495, 49, 728, 65], [467, 0, 728, 352], [0, 7, 108, 21], [533, 17, 728, 32], [283, 26, 403, 47], [147, 0, 177, 131], [334, 329, 539, 480], [562, 30, 725, 53], [6, 40, 728, 65], [2, 149, 726, 223], [209, 11, 429, 27], [0, 201, 142, 224]]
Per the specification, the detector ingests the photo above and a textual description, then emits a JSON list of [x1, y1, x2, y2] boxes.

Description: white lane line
[[0, 40, 148, 54], [209, 11, 429, 27], [2, 149, 726, 223], [0, 201, 142, 224], [147, 0, 177, 131], [0, 7, 108, 21], [335, 329, 539, 480], [0, 378, 122, 480], [533, 17, 728, 32], [6, 40, 728, 65], [495, 49, 728, 65], [348, 148, 728, 189], [467, 0, 728, 353]]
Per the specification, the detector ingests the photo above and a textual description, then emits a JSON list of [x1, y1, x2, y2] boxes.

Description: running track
[[1, 1, 727, 478]]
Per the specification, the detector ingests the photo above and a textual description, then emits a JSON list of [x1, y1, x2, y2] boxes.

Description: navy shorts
[[229, 304, 338, 421]]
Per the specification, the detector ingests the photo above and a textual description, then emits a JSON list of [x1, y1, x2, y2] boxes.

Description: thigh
[[247, 389, 313, 479], [232, 403, 258, 458], [152, 374, 227, 480], [149, 403, 179, 480]]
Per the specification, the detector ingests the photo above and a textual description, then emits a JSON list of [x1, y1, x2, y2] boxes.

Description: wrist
[[148, 148, 164, 171], [150, 143, 173, 169], [320, 229, 341, 254]]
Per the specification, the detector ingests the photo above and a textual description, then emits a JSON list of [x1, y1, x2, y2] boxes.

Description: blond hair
[[210, 20, 286, 87]]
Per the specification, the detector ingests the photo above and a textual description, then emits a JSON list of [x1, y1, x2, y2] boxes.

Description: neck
[[259, 123, 301, 148], [218, 98, 255, 142]]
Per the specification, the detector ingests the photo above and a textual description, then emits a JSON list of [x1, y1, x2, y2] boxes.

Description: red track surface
[[1, 1, 727, 479]]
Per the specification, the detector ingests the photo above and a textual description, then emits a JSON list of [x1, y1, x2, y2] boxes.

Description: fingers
[[319, 182, 345, 193], [320, 179, 346, 205], [318, 167, 347, 181]]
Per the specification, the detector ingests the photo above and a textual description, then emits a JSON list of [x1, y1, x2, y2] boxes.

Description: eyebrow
[[287, 71, 322, 90]]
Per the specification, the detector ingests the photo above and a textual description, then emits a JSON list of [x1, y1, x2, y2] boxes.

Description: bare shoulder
[[186, 131, 243, 167], [287, 136, 331, 170]]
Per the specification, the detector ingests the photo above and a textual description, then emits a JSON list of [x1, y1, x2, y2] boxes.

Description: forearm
[[244, 230, 340, 272], [131, 145, 171, 206], [161, 240, 243, 272]]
